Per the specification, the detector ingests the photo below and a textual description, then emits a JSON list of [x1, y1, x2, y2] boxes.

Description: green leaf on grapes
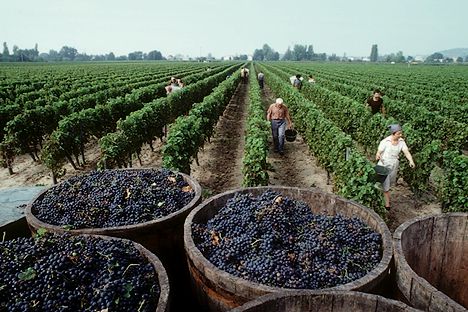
[[18, 267, 36, 281], [124, 283, 133, 298]]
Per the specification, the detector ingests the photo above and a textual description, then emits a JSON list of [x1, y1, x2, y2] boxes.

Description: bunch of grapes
[[0, 233, 160, 311], [192, 190, 382, 289], [32, 168, 195, 228]]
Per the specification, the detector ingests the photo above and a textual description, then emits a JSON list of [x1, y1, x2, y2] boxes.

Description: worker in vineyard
[[366, 89, 385, 116], [267, 98, 293, 155], [240, 67, 249, 84], [257, 71, 265, 89], [375, 124, 415, 210], [292, 74, 303, 90], [165, 77, 183, 94]]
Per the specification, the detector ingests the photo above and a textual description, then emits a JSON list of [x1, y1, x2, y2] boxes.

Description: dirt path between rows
[[0, 81, 441, 232]]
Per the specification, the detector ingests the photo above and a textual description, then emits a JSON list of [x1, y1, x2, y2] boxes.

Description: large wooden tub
[[25, 169, 202, 312], [229, 291, 421, 312], [393, 213, 467, 312], [0, 233, 170, 312], [184, 186, 393, 311]]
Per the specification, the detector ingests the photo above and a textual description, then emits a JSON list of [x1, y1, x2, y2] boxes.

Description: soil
[[0, 81, 441, 233]]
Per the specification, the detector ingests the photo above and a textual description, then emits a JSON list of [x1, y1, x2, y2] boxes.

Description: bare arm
[[266, 106, 272, 121], [375, 150, 383, 161], [403, 149, 415, 168]]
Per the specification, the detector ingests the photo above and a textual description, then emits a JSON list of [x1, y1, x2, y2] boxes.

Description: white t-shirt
[[378, 136, 408, 163]]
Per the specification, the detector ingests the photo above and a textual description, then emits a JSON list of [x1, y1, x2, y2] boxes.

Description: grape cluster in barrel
[[32, 168, 195, 228], [0, 233, 160, 311], [192, 190, 382, 289]]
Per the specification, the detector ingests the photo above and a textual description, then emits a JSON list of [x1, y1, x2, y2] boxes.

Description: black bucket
[[285, 129, 297, 142], [374, 165, 390, 184]]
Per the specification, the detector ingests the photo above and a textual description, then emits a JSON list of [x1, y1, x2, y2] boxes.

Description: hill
[[436, 48, 468, 58]]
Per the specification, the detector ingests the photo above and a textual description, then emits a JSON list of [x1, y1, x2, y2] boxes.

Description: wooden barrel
[[229, 291, 422, 312], [25, 169, 201, 260], [0, 233, 170, 312], [184, 186, 393, 311], [25, 169, 202, 312], [393, 213, 467, 312]]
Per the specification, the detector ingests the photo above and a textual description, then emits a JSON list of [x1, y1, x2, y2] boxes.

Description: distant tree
[[106, 52, 116, 61], [48, 49, 60, 61], [456, 56, 463, 63], [465, 55, 468, 62], [328, 53, 340, 61], [128, 51, 143, 60], [239, 54, 248, 60], [282, 47, 293, 61], [75, 53, 92, 61], [306, 45, 315, 60], [262, 44, 278, 61], [292, 44, 307, 61], [370, 44, 378, 62], [270, 51, 280, 61], [59, 46, 78, 61], [147, 50, 163, 60], [253, 49, 264, 61], [2, 42, 9, 60], [91, 55, 105, 61], [406, 56, 414, 62], [425, 52, 444, 63], [317, 53, 327, 61], [395, 51, 405, 63]]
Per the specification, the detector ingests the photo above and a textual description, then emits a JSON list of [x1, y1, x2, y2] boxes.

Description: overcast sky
[[1, 0, 467, 58]]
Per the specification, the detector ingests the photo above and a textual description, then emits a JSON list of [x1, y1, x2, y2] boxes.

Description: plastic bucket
[[374, 165, 390, 184], [285, 129, 297, 142]]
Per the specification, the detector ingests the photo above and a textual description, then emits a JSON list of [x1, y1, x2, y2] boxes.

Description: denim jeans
[[271, 119, 286, 152]]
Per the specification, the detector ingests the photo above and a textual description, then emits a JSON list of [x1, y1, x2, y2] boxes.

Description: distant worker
[[308, 75, 316, 84], [165, 77, 183, 94], [375, 124, 415, 210], [257, 71, 265, 89], [240, 67, 250, 84], [292, 74, 303, 90], [267, 98, 293, 155], [366, 89, 385, 116]]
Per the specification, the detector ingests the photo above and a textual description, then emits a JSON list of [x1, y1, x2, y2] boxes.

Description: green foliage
[[441, 151, 468, 212], [258, 64, 385, 216], [162, 71, 241, 174], [242, 65, 270, 186]]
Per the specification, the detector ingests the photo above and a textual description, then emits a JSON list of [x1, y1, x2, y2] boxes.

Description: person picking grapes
[[267, 98, 293, 155], [375, 124, 415, 209]]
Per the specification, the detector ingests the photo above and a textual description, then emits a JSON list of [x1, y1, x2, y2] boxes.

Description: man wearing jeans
[[267, 98, 293, 155]]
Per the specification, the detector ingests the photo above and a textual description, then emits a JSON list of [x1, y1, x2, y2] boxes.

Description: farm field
[[0, 61, 467, 230]]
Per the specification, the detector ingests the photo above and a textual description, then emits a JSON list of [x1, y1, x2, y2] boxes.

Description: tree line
[[253, 43, 468, 63], [0, 42, 164, 62]]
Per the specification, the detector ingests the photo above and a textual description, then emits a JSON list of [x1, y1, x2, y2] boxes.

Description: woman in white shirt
[[375, 124, 415, 209]]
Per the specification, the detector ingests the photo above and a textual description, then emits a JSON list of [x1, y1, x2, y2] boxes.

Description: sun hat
[[388, 124, 402, 134]]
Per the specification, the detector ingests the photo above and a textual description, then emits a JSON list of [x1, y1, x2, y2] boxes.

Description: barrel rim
[[184, 186, 393, 296], [229, 290, 422, 312], [25, 168, 202, 234], [393, 212, 468, 311]]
